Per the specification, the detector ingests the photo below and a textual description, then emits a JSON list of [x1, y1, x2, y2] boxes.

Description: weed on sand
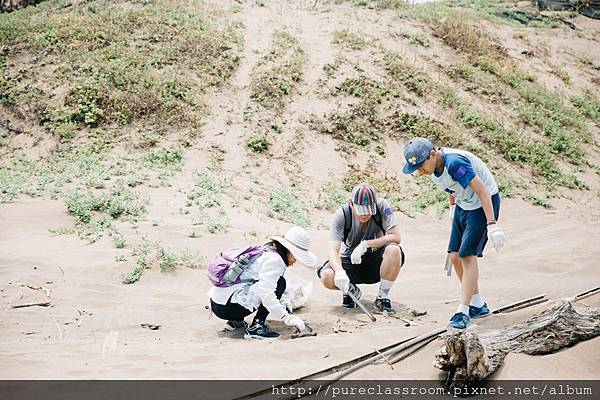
[[186, 169, 224, 209], [333, 29, 370, 50], [268, 189, 310, 227], [316, 183, 348, 211], [121, 238, 205, 284], [250, 31, 305, 110]]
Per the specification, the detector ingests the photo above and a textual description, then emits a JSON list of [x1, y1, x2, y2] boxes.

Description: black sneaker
[[342, 283, 362, 309], [374, 298, 396, 315], [243, 320, 280, 339], [223, 320, 247, 332]]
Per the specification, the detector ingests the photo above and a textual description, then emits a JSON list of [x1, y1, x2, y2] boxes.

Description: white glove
[[350, 241, 368, 264], [334, 269, 350, 294], [487, 224, 505, 252], [282, 313, 306, 331], [449, 205, 455, 223]]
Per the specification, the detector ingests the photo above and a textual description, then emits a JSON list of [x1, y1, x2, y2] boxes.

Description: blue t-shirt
[[432, 148, 498, 210]]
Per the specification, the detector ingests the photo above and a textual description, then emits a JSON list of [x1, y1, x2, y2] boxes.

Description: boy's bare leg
[[380, 245, 402, 280], [459, 255, 479, 308], [451, 252, 480, 294], [450, 252, 463, 281]]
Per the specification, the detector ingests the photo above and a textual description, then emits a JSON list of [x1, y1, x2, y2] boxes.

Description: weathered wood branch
[[434, 300, 600, 383]]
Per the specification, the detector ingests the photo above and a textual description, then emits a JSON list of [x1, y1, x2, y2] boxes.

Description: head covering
[[402, 137, 434, 174], [268, 226, 318, 268], [351, 183, 377, 216]]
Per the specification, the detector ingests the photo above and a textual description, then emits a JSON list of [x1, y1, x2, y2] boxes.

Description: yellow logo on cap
[[409, 156, 417, 165]]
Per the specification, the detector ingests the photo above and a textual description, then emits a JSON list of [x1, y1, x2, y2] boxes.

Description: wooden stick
[[329, 293, 550, 381], [232, 335, 418, 400], [491, 294, 547, 314], [236, 293, 548, 400], [570, 286, 600, 302], [331, 327, 448, 381], [11, 301, 51, 309], [390, 335, 438, 364]]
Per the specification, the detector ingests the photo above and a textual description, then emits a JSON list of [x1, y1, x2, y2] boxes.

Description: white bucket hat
[[268, 226, 318, 268]]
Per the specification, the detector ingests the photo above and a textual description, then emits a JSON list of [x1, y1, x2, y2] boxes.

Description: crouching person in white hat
[[209, 226, 318, 339]]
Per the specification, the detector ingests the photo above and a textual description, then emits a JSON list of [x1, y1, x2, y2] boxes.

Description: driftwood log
[[1, 0, 42, 12], [434, 300, 600, 383]]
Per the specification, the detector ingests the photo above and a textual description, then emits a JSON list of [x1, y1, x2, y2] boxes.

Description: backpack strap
[[373, 200, 385, 233], [342, 204, 352, 246]]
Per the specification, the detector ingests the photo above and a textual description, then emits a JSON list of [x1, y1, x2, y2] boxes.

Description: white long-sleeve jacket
[[208, 250, 288, 320]]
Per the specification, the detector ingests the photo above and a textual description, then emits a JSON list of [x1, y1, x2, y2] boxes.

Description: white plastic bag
[[281, 279, 313, 312]]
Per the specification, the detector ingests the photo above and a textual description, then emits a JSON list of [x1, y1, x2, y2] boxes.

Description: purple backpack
[[208, 245, 267, 287]]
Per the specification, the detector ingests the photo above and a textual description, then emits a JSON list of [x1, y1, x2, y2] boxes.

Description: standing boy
[[317, 183, 405, 314], [402, 138, 505, 329]]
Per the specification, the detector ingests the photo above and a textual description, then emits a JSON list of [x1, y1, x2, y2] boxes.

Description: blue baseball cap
[[402, 137, 434, 174]]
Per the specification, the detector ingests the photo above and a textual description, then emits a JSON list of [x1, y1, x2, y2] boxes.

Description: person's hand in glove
[[487, 224, 505, 251], [334, 269, 350, 294], [282, 313, 306, 331], [350, 240, 368, 264]]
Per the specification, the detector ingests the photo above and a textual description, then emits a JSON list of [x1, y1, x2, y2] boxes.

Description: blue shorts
[[448, 193, 500, 258]]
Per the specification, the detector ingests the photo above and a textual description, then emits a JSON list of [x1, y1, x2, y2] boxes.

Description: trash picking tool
[[444, 253, 452, 277], [347, 290, 376, 322]]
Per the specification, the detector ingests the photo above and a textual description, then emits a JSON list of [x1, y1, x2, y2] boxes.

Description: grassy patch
[[351, 0, 407, 9], [571, 90, 600, 123], [527, 192, 552, 208], [550, 65, 570, 85], [319, 102, 382, 148], [425, 10, 590, 167], [247, 134, 270, 152], [121, 238, 205, 283], [381, 52, 430, 97], [250, 31, 304, 109], [186, 169, 224, 208], [389, 176, 449, 218], [0, 1, 242, 139], [439, 87, 573, 187], [496, 176, 515, 198], [64, 180, 146, 242], [448, 63, 507, 103], [401, 0, 559, 28], [267, 189, 310, 227], [341, 163, 402, 196], [402, 32, 430, 47], [319, 67, 460, 150], [386, 111, 460, 146], [333, 29, 369, 50], [316, 182, 348, 211], [194, 210, 231, 234]]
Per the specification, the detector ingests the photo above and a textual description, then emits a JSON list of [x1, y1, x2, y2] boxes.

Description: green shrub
[[247, 134, 270, 152]]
